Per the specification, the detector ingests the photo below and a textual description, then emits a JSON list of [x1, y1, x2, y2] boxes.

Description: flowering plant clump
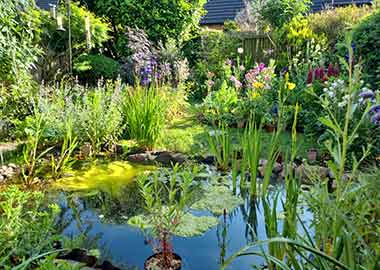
[[245, 62, 275, 91], [307, 63, 340, 84]]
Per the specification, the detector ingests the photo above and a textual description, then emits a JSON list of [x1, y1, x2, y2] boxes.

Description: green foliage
[[274, 16, 327, 68], [308, 5, 375, 51], [122, 85, 167, 149], [37, 1, 111, 81], [207, 124, 234, 171], [201, 81, 239, 125], [74, 54, 121, 83], [353, 9, 380, 89], [128, 213, 218, 238], [135, 165, 195, 256], [241, 120, 262, 194], [185, 30, 242, 100], [93, 0, 206, 56], [0, 186, 61, 267], [261, 0, 311, 28], [191, 185, 244, 215], [0, 0, 41, 84]]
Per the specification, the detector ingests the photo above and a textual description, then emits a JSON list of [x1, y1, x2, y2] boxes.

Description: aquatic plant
[[191, 185, 243, 216], [135, 165, 194, 268], [207, 123, 233, 171], [241, 118, 262, 195], [128, 213, 218, 238], [21, 112, 53, 185], [50, 116, 78, 180], [122, 84, 167, 150]]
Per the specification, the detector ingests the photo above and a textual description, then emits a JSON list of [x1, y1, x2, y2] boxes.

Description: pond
[[52, 161, 313, 270]]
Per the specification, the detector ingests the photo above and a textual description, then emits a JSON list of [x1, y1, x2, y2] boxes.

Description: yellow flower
[[287, 82, 296, 90], [253, 81, 264, 89], [250, 91, 261, 99]]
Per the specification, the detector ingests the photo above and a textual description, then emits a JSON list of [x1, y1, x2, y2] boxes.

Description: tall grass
[[122, 84, 167, 149], [207, 123, 233, 171], [241, 119, 262, 196]]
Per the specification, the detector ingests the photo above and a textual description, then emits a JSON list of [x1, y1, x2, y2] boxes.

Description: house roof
[[200, 0, 246, 25], [311, 0, 372, 12], [201, 0, 373, 25], [35, 0, 60, 10]]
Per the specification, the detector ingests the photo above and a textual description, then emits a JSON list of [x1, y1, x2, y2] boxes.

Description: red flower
[[315, 68, 321, 80], [307, 69, 313, 84], [327, 64, 334, 77], [319, 67, 325, 80]]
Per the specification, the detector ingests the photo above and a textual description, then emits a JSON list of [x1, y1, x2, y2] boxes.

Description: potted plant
[[136, 166, 193, 270]]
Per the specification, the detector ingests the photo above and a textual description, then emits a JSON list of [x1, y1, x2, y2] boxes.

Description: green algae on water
[[53, 161, 154, 196], [127, 212, 219, 237], [191, 185, 244, 216]]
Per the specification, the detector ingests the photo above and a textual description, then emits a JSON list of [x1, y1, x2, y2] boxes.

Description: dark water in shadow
[[54, 168, 313, 270]]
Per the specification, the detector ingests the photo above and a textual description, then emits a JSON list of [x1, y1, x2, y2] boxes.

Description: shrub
[[74, 54, 121, 83], [0, 186, 61, 267], [122, 85, 167, 149], [0, 0, 41, 84], [274, 16, 327, 68], [34, 80, 123, 155], [261, 0, 311, 28], [185, 30, 242, 100], [353, 9, 380, 89], [308, 5, 375, 51]]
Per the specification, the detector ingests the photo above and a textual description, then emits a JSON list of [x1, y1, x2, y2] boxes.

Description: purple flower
[[371, 112, 380, 125], [258, 63, 266, 71], [359, 90, 375, 100], [370, 105, 380, 114], [226, 59, 233, 66]]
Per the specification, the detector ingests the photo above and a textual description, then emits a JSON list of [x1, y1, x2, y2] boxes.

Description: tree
[[91, 0, 206, 57]]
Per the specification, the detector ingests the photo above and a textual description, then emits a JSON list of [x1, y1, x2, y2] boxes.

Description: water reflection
[[53, 167, 312, 270]]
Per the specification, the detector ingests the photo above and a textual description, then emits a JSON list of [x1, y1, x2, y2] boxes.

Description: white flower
[[328, 91, 335, 98], [237, 47, 244, 54], [338, 101, 346, 108], [323, 88, 328, 92]]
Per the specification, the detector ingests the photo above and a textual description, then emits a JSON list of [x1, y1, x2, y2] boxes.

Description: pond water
[[52, 161, 313, 270]]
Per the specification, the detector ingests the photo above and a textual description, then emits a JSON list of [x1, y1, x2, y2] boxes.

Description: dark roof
[[201, 0, 246, 25], [201, 0, 373, 25], [35, 0, 60, 10], [311, 0, 372, 12]]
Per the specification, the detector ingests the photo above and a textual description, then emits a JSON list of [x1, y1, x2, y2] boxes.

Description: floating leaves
[[191, 185, 244, 215]]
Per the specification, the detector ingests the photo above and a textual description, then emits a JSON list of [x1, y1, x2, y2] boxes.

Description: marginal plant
[[21, 113, 52, 186], [207, 123, 233, 171], [241, 118, 262, 196], [50, 116, 78, 180], [122, 84, 167, 150]]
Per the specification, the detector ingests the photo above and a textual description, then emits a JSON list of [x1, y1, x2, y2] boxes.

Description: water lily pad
[[127, 213, 219, 237], [191, 185, 244, 215]]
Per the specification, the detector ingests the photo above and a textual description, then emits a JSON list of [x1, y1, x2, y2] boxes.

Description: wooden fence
[[236, 32, 275, 63]]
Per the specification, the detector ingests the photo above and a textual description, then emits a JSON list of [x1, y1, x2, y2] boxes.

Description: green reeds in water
[[207, 123, 233, 171], [241, 119, 262, 196]]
